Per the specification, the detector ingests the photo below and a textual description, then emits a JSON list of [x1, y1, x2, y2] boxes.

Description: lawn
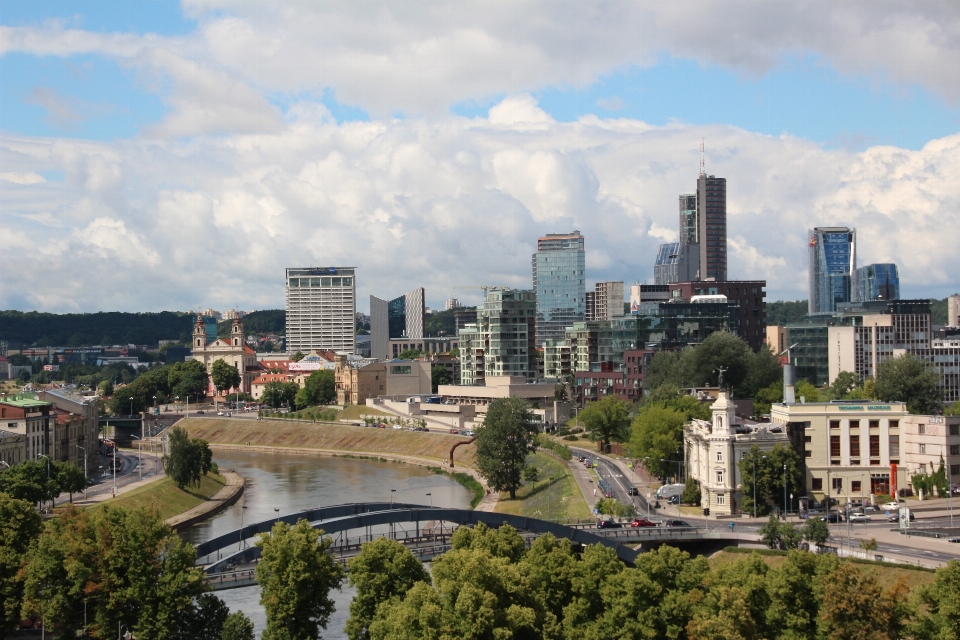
[[494, 451, 592, 521], [337, 404, 390, 420], [95, 473, 226, 522], [181, 417, 477, 467]]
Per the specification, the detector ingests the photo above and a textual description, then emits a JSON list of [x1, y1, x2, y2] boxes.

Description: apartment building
[[285, 267, 357, 353]]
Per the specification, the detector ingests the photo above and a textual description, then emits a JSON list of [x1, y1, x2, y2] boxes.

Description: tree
[[944, 401, 960, 416], [345, 538, 431, 640], [297, 369, 336, 407], [290, 351, 305, 362], [910, 559, 960, 640], [221, 610, 256, 640], [0, 460, 59, 505], [257, 520, 345, 640], [738, 444, 802, 517], [681, 477, 701, 506], [110, 384, 144, 415], [689, 330, 754, 393], [875, 353, 942, 414], [20, 504, 210, 638], [758, 515, 801, 550], [98, 379, 114, 396], [163, 425, 206, 489], [765, 551, 821, 639], [475, 397, 539, 499], [262, 381, 299, 409], [595, 497, 636, 519], [753, 381, 783, 417], [523, 464, 540, 484], [553, 383, 568, 402], [818, 562, 911, 640], [55, 461, 87, 503], [168, 360, 208, 400], [628, 405, 685, 478], [795, 379, 823, 403], [211, 359, 242, 396], [741, 345, 783, 399], [802, 517, 830, 548], [398, 349, 422, 360], [644, 350, 687, 390], [0, 493, 42, 633], [578, 396, 631, 452], [431, 365, 451, 393], [830, 371, 861, 399]]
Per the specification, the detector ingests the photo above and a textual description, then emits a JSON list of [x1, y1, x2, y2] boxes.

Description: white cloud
[[2, 99, 958, 313], [0, 172, 46, 184]]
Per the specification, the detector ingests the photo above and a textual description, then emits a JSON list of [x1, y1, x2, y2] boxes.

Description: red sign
[[809, 235, 817, 247], [890, 463, 898, 499]]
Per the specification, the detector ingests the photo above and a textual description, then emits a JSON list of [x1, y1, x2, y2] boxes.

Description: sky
[[1, 1, 959, 314]]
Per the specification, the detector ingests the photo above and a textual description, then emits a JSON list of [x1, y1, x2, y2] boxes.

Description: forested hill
[[0, 311, 196, 347], [1, 309, 287, 348]]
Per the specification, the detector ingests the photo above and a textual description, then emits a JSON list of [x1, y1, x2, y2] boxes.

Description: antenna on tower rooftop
[[699, 138, 705, 176]]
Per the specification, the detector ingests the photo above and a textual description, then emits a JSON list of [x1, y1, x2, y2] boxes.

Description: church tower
[[712, 391, 736, 436], [230, 318, 244, 348], [193, 315, 206, 350]]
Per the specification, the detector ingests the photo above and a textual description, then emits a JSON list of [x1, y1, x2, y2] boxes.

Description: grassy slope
[[494, 451, 592, 521], [181, 417, 477, 468], [97, 473, 226, 521], [709, 550, 936, 592]]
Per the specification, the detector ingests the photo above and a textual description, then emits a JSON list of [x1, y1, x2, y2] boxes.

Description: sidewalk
[[71, 471, 167, 507]]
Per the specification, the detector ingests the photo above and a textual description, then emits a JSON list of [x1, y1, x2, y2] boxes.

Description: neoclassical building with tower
[[190, 315, 260, 396]]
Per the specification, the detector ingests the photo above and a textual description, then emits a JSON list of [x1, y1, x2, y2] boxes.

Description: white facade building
[[285, 267, 357, 354]]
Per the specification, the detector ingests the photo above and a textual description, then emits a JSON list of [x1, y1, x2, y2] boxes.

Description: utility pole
[[76, 445, 87, 498]]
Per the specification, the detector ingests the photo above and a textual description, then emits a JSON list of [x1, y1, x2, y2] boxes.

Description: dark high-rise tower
[[696, 174, 726, 281]]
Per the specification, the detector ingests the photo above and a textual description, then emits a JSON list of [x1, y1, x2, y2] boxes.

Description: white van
[[656, 484, 685, 500]]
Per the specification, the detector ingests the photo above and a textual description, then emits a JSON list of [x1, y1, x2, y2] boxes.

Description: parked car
[[630, 518, 656, 528], [821, 513, 844, 523], [947, 537, 960, 543], [217, 411, 224, 416], [881, 501, 901, 511], [848, 513, 871, 523], [464, 430, 475, 436], [627, 487, 639, 496], [196, 410, 205, 415], [392, 425, 403, 430], [666, 495, 680, 505], [887, 512, 916, 523], [449, 428, 459, 433], [664, 520, 692, 527], [596, 520, 622, 529]]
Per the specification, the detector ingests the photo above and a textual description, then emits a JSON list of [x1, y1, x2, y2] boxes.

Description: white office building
[[285, 267, 357, 354]]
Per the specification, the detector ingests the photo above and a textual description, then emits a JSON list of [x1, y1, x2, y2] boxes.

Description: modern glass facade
[[370, 288, 425, 360], [808, 227, 856, 315], [654, 243, 681, 285], [697, 175, 726, 281], [532, 231, 585, 344], [202, 316, 218, 344], [852, 263, 899, 303], [458, 289, 537, 384], [679, 194, 697, 245]]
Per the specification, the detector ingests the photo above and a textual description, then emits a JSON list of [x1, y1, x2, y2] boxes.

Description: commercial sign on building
[[836, 405, 892, 411], [288, 362, 323, 372]]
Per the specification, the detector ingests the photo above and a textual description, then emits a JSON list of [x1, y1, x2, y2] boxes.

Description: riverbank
[[89, 471, 234, 523], [165, 471, 244, 531], [181, 417, 478, 468], [493, 451, 592, 521]]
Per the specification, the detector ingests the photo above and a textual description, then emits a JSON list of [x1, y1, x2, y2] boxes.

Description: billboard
[[289, 362, 323, 372]]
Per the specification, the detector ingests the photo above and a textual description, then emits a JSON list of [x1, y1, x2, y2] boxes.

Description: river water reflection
[[182, 448, 471, 638]]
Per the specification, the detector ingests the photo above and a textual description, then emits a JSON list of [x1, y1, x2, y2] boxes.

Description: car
[[848, 513, 871, 523], [464, 430, 474, 436], [584, 461, 593, 468], [392, 425, 403, 430], [881, 501, 901, 511], [664, 520, 692, 527], [947, 537, 960, 543], [217, 411, 224, 416], [820, 513, 844, 523], [196, 410, 205, 415], [666, 495, 680, 505], [449, 428, 459, 433], [596, 520, 622, 529], [887, 512, 916, 523], [627, 487, 639, 496], [376, 424, 386, 429], [630, 518, 656, 528]]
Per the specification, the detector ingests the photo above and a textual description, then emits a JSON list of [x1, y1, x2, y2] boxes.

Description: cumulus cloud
[[1, 96, 957, 313]]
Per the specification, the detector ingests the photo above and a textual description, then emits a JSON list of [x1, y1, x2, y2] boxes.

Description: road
[[570, 447, 658, 519], [52, 448, 164, 506]]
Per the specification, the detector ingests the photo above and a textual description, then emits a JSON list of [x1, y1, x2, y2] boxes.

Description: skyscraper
[[532, 231, 585, 344], [585, 281, 624, 321], [459, 288, 537, 384], [852, 264, 899, 303], [370, 288, 425, 360], [285, 267, 357, 353], [808, 227, 856, 315], [697, 174, 726, 281]]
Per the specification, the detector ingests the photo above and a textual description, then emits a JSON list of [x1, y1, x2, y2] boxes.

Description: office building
[[697, 174, 727, 281], [808, 227, 856, 315], [585, 281, 624, 321], [370, 288, 425, 360], [388, 336, 458, 359], [532, 231, 585, 344], [666, 280, 767, 352], [445, 299, 462, 311], [852, 263, 900, 303], [285, 267, 357, 353], [202, 316, 218, 343], [654, 242, 698, 285], [458, 289, 537, 384], [948, 294, 960, 327], [900, 415, 960, 494], [629, 283, 670, 314]]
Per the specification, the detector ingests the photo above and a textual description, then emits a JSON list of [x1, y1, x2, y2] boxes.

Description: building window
[[830, 420, 840, 430], [812, 478, 823, 491], [919, 443, 926, 454], [850, 434, 860, 457], [869, 435, 880, 458], [850, 420, 859, 430], [890, 420, 899, 430], [830, 435, 841, 458], [951, 464, 960, 477], [889, 434, 899, 457], [804, 435, 812, 443], [918, 424, 926, 435], [716, 450, 723, 462], [832, 477, 843, 491], [950, 425, 959, 437], [852, 480, 862, 493], [950, 445, 960, 456], [717, 493, 725, 505], [716, 470, 724, 484], [805, 450, 812, 458]]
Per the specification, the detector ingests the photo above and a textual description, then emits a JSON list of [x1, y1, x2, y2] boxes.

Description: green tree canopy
[[910, 559, 960, 639], [55, 461, 87, 503], [167, 359, 208, 400], [262, 381, 299, 409], [628, 405, 686, 479], [221, 610, 256, 640], [758, 515, 802, 550], [0, 492, 42, 633], [346, 538, 431, 640], [431, 365, 452, 393], [296, 369, 336, 407], [211, 358, 242, 395], [875, 353, 942, 414], [162, 426, 212, 490], [738, 444, 802, 517], [802, 517, 831, 548], [829, 370, 861, 399], [0, 459, 60, 505], [475, 397, 539, 499], [398, 349, 422, 360], [578, 396, 631, 452], [256, 520, 345, 640], [290, 351, 305, 362]]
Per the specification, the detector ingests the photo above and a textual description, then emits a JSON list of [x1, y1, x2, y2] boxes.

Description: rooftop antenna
[[699, 138, 705, 176]]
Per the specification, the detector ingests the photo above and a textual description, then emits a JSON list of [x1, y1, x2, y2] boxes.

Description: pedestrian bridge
[[196, 502, 737, 591]]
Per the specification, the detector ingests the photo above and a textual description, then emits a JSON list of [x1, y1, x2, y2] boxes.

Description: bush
[[536, 434, 572, 460], [562, 435, 579, 441]]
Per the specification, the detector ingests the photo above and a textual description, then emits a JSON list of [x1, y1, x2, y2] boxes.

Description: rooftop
[[0, 394, 51, 408]]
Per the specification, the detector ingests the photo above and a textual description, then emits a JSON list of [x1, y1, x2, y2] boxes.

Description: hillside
[[0, 310, 195, 347]]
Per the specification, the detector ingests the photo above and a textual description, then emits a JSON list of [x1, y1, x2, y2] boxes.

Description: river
[[182, 448, 472, 638]]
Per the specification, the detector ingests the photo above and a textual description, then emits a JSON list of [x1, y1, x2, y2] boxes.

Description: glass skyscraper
[[852, 263, 899, 302], [532, 231, 585, 344], [370, 288, 425, 360], [808, 227, 856, 315]]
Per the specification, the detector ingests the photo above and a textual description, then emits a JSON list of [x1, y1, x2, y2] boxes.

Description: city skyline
[[2, 2, 959, 314]]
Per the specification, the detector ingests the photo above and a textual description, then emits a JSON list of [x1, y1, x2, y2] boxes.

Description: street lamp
[[274, 507, 280, 523], [131, 436, 142, 481], [76, 445, 87, 498], [426, 492, 432, 508], [239, 505, 248, 551], [390, 489, 397, 508], [752, 455, 767, 520], [783, 464, 788, 520]]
